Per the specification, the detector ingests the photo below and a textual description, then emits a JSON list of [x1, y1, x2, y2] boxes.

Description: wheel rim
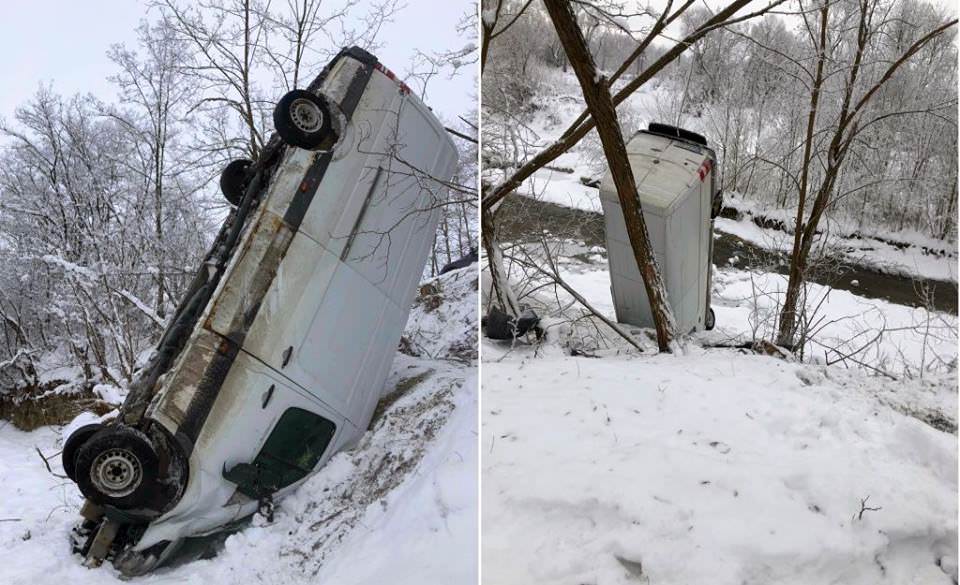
[[90, 448, 142, 497], [289, 97, 323, 133]]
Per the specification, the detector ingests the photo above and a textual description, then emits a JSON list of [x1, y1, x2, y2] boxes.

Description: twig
[[855, 495, 882, 521], [35, 446, 69, 480]]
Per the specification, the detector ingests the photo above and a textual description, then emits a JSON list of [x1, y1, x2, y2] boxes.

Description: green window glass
[[223, 407, 337, 498]]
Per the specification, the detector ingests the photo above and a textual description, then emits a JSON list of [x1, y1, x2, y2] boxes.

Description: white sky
[[0, 1, 476, 124]]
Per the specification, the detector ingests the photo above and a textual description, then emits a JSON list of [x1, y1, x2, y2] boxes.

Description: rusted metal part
[[83, 518, 120, 567], [79, 500, 103, 523]]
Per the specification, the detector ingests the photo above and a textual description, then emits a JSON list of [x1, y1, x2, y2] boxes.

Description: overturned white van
[[61, 46, 458, 574], [599, 123, 721, 334]]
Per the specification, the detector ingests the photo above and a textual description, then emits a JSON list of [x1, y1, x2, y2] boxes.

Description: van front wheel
[[274, 90, 336, 150]]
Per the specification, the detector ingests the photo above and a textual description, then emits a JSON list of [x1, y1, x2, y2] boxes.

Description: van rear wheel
[[220, 159, 252, 206], [705, 307, 716, 331], [274, 90, 336, 150]]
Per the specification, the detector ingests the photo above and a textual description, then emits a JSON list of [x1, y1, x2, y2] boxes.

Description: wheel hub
[[90, 448, 142, 497], [290, 97, 323, 133]]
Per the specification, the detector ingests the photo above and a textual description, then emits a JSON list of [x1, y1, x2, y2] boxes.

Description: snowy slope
[[0, 266, 478, 585], [481, 342, 957, 585]]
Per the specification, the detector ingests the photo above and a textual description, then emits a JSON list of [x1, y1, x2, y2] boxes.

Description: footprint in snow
[[709, 440, 731, 454]]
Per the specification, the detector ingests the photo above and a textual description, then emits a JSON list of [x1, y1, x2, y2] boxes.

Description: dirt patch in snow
[[0, 380, 112, 431]]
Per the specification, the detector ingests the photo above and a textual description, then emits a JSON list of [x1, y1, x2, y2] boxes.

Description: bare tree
[[541, 0, 677, 350], [775, 0, 957, 348]]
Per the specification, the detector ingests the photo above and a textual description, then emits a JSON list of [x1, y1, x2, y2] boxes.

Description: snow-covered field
[[482, 218, 958, 584], [0, 266, 479, 585], [481, 240, 957, 584], [481, 342, 957, 585]]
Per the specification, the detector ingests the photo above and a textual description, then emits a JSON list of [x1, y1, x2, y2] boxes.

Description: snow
[[716, 196, 958, 284], [481, 342, 957, 585], [92, 384, 124, 405], [0, 267, 478, 584], [41, 254, 99, 281], [554, 256, 956, 377], [481, 229, 956, 584], [483, 68, 957, 286], [709, 269, 957, 376]]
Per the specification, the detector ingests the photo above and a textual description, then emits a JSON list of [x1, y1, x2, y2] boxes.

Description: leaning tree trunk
[[542, 0, 677, 351]]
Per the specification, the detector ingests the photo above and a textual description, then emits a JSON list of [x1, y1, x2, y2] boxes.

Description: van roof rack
[[645, 122, 708, 147]]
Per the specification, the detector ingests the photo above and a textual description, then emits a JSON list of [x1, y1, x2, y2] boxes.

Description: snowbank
[[481, 343, 957, 585], [718, 195, 958, 284]]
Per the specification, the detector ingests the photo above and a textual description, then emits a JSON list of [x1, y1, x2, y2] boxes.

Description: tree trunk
[[775, 2, 829, 349], [481, 204, 519, 316], [543, 0, 677, 351]]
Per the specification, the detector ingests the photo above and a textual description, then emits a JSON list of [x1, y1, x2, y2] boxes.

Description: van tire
[[62, 423, 104, 481], [705, 307, 716, 331], [220, 159, 253, 206], [274, 90, 336, 150], [74, 426, 160, 510]]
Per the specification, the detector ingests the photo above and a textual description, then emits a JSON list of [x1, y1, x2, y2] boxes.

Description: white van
[[599, 123, 721, 334], [61, 46, 458, 574]]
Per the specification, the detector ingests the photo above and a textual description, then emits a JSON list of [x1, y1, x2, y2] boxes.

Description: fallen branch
[[35, 446, 69, 480], [855, 495, 882, 521]]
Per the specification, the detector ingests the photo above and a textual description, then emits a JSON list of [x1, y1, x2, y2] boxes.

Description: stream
[[496, 195, 958, 314]]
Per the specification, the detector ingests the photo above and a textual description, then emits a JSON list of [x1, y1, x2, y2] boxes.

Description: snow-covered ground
[[481, 342, 957, 585], [482, 237, 957, 583], [716, 194, 957, 284], [561, 262, 957, 378], [0, 266, 478, 585]]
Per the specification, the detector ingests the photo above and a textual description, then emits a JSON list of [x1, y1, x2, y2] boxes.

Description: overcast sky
[[0, 1, 476, 125]]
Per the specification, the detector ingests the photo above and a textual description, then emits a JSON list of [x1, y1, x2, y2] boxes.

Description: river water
[[496, 195, 957, 314]]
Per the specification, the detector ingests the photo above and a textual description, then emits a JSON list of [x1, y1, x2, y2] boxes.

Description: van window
[[223, 407, 336, 498]]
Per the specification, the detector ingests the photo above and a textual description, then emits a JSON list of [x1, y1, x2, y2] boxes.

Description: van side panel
[[226, 77, 456, 428], [137, 351, 353, 550]]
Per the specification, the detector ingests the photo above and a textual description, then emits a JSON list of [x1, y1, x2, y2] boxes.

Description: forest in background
[[483, 0, 957, 242]]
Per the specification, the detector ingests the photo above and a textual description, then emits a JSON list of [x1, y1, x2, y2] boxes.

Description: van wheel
[[705, 307, 716, 331], [74, 426, 159, 510], [62, 423, 104, 481], [274, 90, 336, 150], [220, 159, 253, 206]]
